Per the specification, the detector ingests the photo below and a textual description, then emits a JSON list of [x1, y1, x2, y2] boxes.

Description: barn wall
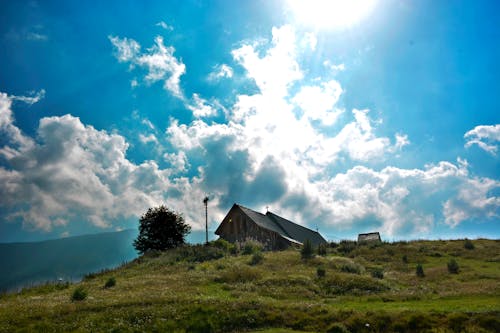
[[217, 208, 291, 250], [357, 233, 381, 243]]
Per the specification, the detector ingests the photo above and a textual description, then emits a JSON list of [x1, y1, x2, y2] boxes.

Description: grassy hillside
[[0, 239, 498, 332]]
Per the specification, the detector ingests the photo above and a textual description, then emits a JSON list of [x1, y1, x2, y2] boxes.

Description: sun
[[287, 0, 377, 30]]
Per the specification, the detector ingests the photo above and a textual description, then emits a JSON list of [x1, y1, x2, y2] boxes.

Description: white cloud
[[464, 124, 500, 155], [292, 80, 343, 125], [164, 151, 189, 173], [109, 35, 186, 97], [394, 133, 410, 150], [156, 21, 174, 31], [186, 93, 217, 118], [232, 25, 303, 98], [301, 32, 317, 51], [139, 133, 158, 144], [208, 64, 234, 81], [315, 109, 391, 163], [0, 93, 203, 232], [6, 25, 48, 42], [109, 36, 140, 62], [26, 32, 48, 41], [10, 89, 46, 105], [0, 92, 34, 154], [288, 160, 499, 236], [323, 60, 346, 72]]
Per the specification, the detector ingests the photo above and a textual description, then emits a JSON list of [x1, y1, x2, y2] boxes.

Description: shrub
[[212, 238, 234, 253], [104, 277, 116, 289], [407, 313, 433, 331], [322, 274, 388, 295], [341, 263, 361, 274], [338, 240, 357, 254], [215, 265, 261, 283], [301, 239, 314, 259], [249, 252, 264, 265], [230, 243, 240, 255], [447, 259, 460, 274], [447, 313, 469, 332], [416, 264, 425, 277], [476, 313, 500, 332], [317, 266, 326, 278], [464, 239, 475, 250], [327, 323, 350, 333], [71, 286, 87, 301], [317, 243, 327, 256], [177, 244, 225, 262], [371, 267, 384, 279], [402, 255, 408, 263], [242, 240, 263, 255], [329, 242, 339, 248]]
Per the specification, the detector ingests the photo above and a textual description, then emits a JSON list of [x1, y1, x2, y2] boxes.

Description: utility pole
[[203, 196, 209, 244]]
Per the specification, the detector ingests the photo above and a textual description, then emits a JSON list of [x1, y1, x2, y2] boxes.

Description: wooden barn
[[357, 232, 382, 243], [215, 203, 328, 250]]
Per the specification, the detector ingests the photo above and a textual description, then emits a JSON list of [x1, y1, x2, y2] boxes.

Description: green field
[[0, 239, 499, 332]]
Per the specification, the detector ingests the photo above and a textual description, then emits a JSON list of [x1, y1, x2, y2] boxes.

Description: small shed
[[215, 203, 328, 250], [357, 232, 381, 243]]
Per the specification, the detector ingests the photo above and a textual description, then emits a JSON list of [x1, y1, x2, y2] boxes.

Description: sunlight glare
[[288, 0, 377, 30]]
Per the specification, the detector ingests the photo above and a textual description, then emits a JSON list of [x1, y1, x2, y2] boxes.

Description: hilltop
[[0, 239, 498, 332]]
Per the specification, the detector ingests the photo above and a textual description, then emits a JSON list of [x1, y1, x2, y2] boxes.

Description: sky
[[0, 0, 499, 243]]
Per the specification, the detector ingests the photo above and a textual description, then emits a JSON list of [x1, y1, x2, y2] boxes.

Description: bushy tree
[[134, 206, 191, 254]]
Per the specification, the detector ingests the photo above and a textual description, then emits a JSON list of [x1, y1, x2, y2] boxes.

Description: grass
[[0, 239, 499, 332]]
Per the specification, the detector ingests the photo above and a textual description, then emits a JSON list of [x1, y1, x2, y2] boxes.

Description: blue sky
[[0, 0, 499, 243]]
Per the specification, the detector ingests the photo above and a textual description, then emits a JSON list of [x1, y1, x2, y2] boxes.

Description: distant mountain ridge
[[0, 229, 138, 292]]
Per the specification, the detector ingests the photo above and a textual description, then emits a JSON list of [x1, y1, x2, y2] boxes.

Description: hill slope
[[0, 239, 498, 332], [0, 229, 138, 292]]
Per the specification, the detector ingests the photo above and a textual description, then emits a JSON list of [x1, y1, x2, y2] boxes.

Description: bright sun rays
[[287, 0, 378, 30]]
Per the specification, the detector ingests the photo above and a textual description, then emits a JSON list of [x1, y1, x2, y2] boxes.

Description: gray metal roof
[[266, 211, 327, 246], [237, 205, 287, 236], [237, 204, 327, 246]]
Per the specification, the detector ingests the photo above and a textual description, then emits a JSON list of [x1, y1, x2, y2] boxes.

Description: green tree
[[134, 206, 191, 254]]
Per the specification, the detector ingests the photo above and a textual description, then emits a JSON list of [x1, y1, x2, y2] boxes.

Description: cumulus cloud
[[292, 80, 343, 125], [138, 133, 158, 144], [464, 124, 500, 155], [0, 93, 212, 232], [306, 160, 499, 235], [232, 25, 303, 98], [109, 35, 186, 97], [208, 64, 233, 81], [186, 93, 218, 118]]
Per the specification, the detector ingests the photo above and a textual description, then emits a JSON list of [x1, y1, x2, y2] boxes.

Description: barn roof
[[236, 204, 327, 246]]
